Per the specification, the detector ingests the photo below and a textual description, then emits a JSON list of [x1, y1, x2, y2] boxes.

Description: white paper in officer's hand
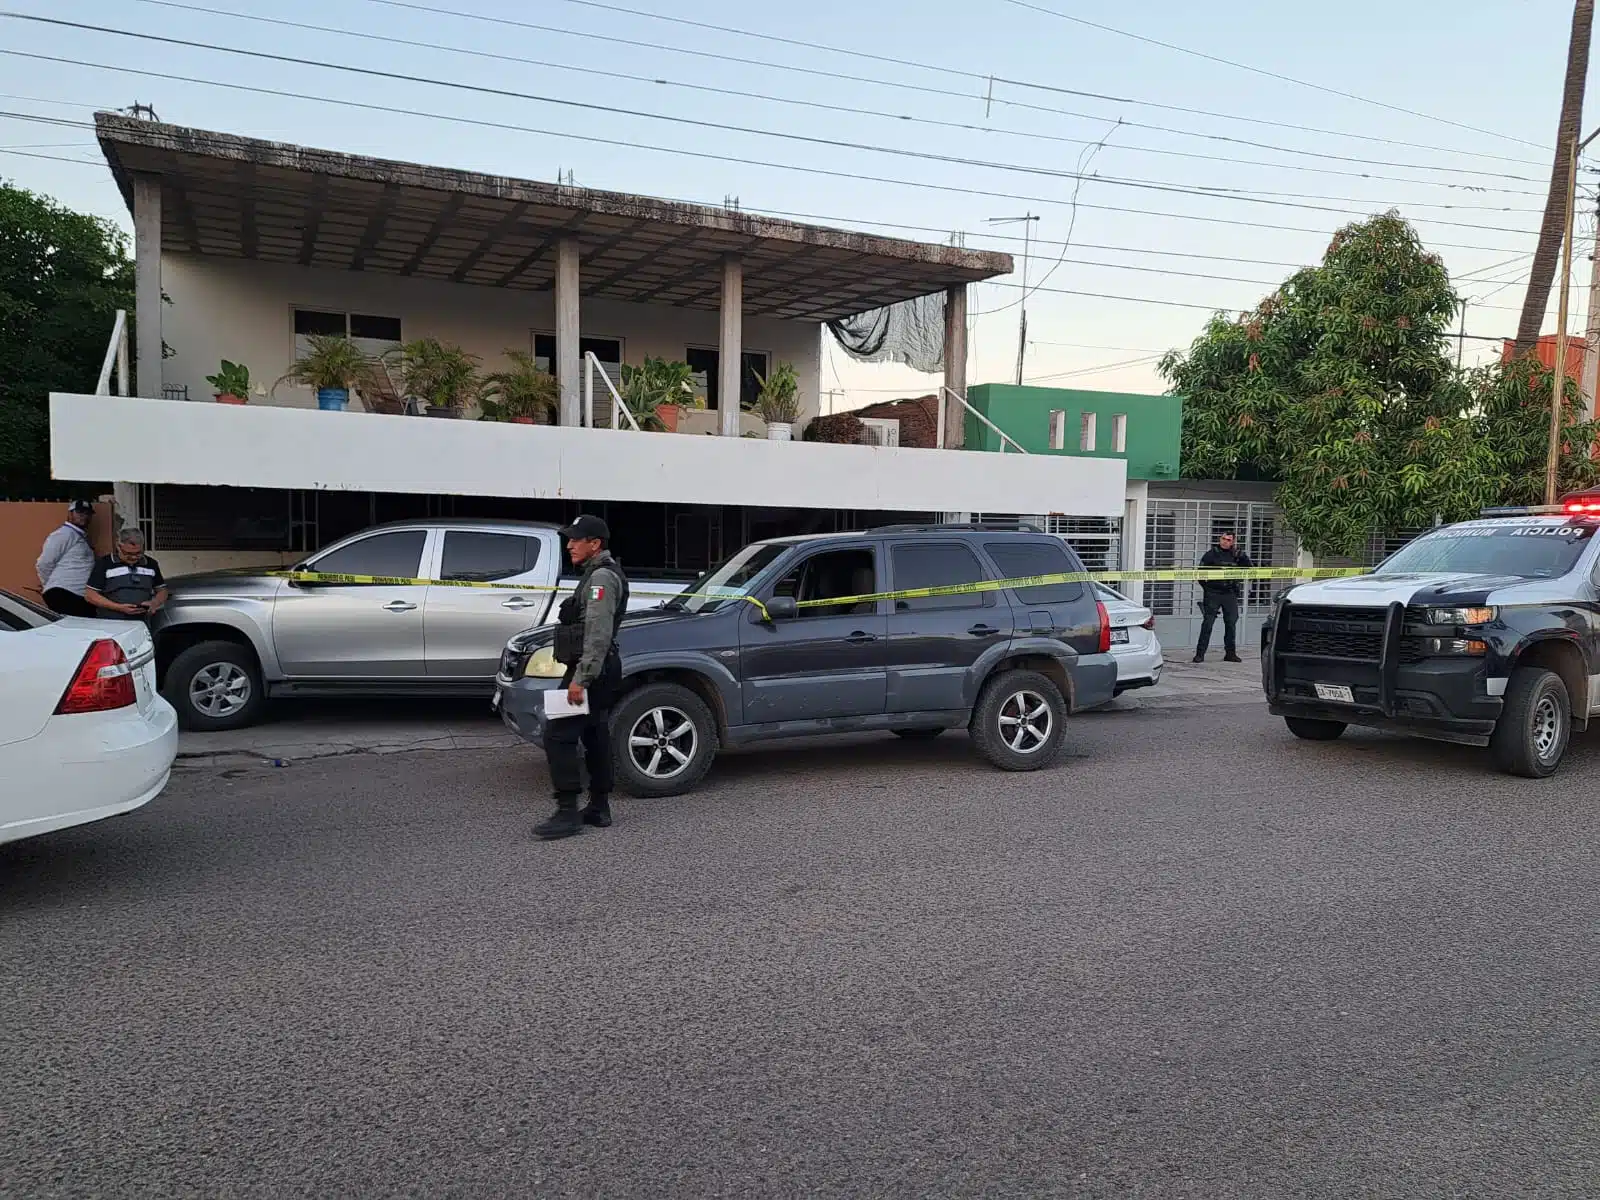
[[542, 689, 591, 719]]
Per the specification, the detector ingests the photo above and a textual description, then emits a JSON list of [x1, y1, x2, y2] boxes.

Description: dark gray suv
[[495, 525, 1118, 796]]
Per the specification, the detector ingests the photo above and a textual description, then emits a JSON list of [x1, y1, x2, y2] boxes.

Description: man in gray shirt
[[35, 500, 97, 617]]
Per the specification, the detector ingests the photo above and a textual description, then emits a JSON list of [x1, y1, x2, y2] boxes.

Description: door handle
[[968, 624, 999, 636], [845, 631, 877, 644], [382, 600, 418, 612], [501, 597, 539, 610]]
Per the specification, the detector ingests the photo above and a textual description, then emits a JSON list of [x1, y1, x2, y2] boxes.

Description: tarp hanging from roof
[[827, 293, 945, 374]]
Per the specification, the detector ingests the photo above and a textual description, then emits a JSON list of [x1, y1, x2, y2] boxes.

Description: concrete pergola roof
[[95, 114, 1012, 323]]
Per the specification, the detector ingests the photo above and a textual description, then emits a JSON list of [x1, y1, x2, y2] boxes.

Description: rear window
[[0, 589, 60, 631], [890, 543, 992, 610], [440, 531, 539, 582], [1377, 520, 1597, 579], [984, 540, 1086, 604]]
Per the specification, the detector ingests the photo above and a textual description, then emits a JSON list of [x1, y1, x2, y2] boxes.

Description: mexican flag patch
[[590, 585, 605, 601]]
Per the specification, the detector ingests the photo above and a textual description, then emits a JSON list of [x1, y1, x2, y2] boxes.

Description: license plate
[[1314, 683, 1354, 704], [1110, 628, 1130, 644]]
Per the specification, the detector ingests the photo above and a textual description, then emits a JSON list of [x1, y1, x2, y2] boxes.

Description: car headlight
[[1423, 606, 1496, 626], [521, 645, 566, 678]]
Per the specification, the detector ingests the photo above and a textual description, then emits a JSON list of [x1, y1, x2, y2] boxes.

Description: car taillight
[[55, 639, 136, 714], [1095, 601, 1111, 654], [1141, 616, 1155, 630]]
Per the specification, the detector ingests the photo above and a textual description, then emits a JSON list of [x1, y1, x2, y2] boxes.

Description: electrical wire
[[118, 0, 1549, 199], [1002, 0, 1541, 150], [0, 48, 1538, 255], [422, 0, 1547, 168], [0, 13, 1547, 234]]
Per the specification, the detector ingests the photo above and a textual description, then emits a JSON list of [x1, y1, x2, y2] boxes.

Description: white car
[[1, 590, 178, 845], [1094, 582, 1164, 695]]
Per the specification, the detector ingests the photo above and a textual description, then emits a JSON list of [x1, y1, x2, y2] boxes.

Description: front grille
[[1281, 606, 1388, 662]]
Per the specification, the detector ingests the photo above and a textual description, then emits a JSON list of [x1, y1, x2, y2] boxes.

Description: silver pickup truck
[[150, 519, 679, 730]]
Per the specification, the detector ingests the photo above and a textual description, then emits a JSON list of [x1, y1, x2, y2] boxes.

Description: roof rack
[[870, 520, 1046, 534]]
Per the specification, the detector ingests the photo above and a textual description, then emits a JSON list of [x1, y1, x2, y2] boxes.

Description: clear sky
[[1, 0, 1594, 407]]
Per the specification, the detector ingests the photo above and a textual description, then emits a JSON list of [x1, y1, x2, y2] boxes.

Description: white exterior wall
[[160, 253, 822, 422], [51, 394, 1129, 518]]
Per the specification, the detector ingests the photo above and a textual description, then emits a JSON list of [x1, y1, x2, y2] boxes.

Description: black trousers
[[44, 588, 94, 618], [1196, 592, 1241, 656], [541, 657, 620, 801]]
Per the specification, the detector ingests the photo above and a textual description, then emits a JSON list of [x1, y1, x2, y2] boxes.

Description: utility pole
[[987, 213, 1039, 386], [1456, 300, 1468, 369], [1583, 189, 1600, 417], [1547, 127, 1600, 503]]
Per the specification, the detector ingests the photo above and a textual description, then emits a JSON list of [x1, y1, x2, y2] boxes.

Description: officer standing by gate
[[1193, 530, 1251, 664], [536, 514, 630, 841], [84, 528, 168, 621]]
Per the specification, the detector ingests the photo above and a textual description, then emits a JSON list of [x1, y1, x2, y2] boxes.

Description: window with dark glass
[[533, 334, 623, 377], [891, 543, 991, 611], [311, 530, 427, 581], [984, 540, 1085, 604], [685, 347, 769, 411], [440, 531, 539, 582]]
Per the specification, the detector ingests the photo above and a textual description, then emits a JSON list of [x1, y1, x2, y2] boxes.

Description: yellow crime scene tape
[[266, 564, 1369, 620]]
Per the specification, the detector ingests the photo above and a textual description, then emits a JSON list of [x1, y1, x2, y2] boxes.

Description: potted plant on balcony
[[205, 360, 251, 405], [619, 356, 696, 431], [479, 349, 558, 424], [755, 361, 800, 441], [394, 338, 481, 419], [275, 335, 374, 411]]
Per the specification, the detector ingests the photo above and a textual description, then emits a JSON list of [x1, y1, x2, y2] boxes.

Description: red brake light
[[1095, 600, 1111, 654], [55, 639, 136, 715], [1141, 615, 1155, 630]]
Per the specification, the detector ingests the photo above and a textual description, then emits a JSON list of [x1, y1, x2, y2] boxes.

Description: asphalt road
[[3, 705, 1597, 1198]]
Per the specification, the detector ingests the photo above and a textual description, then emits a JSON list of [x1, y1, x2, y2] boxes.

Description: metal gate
[[1145, 498, 1297, 651]]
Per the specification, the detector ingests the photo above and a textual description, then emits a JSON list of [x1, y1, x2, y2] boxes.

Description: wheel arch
[[1512, 636, 1589, 730], [622, 666, 731, 737], [978, 650, 1075, 711], [154, 622, 264, 687]]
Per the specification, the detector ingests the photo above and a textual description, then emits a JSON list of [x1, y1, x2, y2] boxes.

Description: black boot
[[535, 795, 583, 840], [1192, 652, 1205, 664], [581, 795, 613, 828], [1224, 652, 1243, 663]]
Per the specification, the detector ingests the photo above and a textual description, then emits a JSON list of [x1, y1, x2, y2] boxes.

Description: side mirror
[[764, 596, 798, 621]]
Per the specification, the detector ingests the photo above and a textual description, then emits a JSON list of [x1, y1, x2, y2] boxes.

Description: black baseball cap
[[559, 514, 610, 542], [68, 499, 95, 516]]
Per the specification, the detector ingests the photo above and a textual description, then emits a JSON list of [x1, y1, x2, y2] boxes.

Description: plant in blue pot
[[274, 335, 374, 411]]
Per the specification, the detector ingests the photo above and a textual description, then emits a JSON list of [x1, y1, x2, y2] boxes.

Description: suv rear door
[[739, 542, 887, 723], [982, 537, 1099, 654], [884, 539, 1011, 712]]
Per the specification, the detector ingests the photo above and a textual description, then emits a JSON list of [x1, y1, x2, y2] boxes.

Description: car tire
[[893, 728, 946, 740], [610, 682, 719, 798], [163, 640, 266, 731], [969, 669, 1068, 772], [1490, 666, 1570, 779], [1284, 716, 1346, 741]]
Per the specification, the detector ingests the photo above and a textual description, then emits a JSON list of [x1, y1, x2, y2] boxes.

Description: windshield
[[1376, 520, 1598, 580], [667, 542, 790, 614]]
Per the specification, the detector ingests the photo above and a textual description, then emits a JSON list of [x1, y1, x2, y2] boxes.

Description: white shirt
[[36, 523, 95, 595]]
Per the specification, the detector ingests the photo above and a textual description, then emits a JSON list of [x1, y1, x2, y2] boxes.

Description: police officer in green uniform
[[536, 514, 630, 841], [84, 528, 168, 621]]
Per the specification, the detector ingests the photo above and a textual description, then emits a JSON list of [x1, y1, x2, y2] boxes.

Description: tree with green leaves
[[0, 182, 133, 496], [1163, 211, 1600, 557]]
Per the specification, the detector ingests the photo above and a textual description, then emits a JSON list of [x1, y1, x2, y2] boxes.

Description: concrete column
[[1122, 482, 1149, 607], [719, 255, 743, 437], [133, 173, 163, 399], [941, 284, 968, 449], [556, 237, 581, 426], [112, 483, 141, 540]]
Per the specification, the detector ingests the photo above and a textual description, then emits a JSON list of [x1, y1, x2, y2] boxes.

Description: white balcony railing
[[96, 309, 130, 397]]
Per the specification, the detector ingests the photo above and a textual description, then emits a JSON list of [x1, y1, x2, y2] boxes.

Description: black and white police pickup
[[1262, 505, 1600, 777]]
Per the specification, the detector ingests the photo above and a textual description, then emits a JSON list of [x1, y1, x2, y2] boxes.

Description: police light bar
[[1560, 491, 1600, 514]]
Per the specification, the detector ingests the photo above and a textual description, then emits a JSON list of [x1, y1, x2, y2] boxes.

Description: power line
[[0, 48, 1537, 255], [1002, 0, 1541, 150], [117, 0, 1548, 200], [347, 0, 1547, 172], [0, 13, 1546, 235]]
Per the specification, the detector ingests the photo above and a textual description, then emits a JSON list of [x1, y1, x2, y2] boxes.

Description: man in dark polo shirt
[[85, 528, 168, 621]]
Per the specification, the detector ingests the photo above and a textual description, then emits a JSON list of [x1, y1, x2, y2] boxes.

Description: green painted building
[[964, 384, 1182, 481]]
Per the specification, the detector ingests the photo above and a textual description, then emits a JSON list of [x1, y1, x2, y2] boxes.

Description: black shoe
[[535, 801, 584, 840], [1224, 652, 1243, 663], [581, 797, 613, 828], [1192, 653, 1206, 664]]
